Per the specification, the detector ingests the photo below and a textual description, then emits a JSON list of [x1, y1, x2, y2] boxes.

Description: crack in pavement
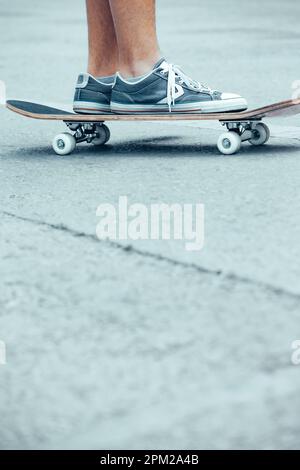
[[3, 210, 300, 302]]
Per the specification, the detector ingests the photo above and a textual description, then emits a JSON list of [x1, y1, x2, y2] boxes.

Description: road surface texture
[[1, 0, 300, 450]]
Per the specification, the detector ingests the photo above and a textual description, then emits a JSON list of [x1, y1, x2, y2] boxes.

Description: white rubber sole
[[110, 98, 248, 114], [73, 101, 112, 114]]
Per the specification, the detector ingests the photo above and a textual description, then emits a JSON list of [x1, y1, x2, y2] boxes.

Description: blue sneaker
[[111, 59, 247, 114], [73, 73, 114, 114]]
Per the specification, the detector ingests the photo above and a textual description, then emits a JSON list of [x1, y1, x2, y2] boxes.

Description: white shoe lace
[[159, 62, 212, 112]]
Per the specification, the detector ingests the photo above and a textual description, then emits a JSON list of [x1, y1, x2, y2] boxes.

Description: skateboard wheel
[[92, 124, 111, 146], [249, 123, 270, 146], [52, 132, 76, 156], [217, 132, 241, 155]]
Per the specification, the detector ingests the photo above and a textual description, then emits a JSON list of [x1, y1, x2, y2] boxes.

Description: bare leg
[[109, 0, 161, 77], [86, 0, 119, 76]]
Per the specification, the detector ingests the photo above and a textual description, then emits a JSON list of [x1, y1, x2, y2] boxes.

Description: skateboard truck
[[217, 120, 270, 155], [52, 122, 111, 155]]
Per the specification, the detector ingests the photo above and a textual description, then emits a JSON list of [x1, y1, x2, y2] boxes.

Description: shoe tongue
[[152, 58, 167, 70]]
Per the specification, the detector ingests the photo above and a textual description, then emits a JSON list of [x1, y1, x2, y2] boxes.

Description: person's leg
[[109, 0, 161, 78], [86, 0, 118, 77], [73, 0, 118, 113]]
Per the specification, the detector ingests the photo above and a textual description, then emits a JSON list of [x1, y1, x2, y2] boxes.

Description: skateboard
[[6, 98, 300, 156]]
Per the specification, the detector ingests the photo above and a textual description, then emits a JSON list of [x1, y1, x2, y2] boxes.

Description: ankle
[[87, 61, 118, 78], [118, 53, 162, 78], [88, 68, 117, 78]]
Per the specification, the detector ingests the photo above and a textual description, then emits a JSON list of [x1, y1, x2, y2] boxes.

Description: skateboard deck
[[6, 98, 300, 155]]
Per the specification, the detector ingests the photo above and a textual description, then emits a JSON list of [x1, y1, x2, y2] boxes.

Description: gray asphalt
[[1, 0, 300, 450]]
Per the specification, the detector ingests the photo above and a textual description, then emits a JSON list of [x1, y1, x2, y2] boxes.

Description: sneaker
[[111, 59, 247, 114], [73, 73, 114, 114]]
